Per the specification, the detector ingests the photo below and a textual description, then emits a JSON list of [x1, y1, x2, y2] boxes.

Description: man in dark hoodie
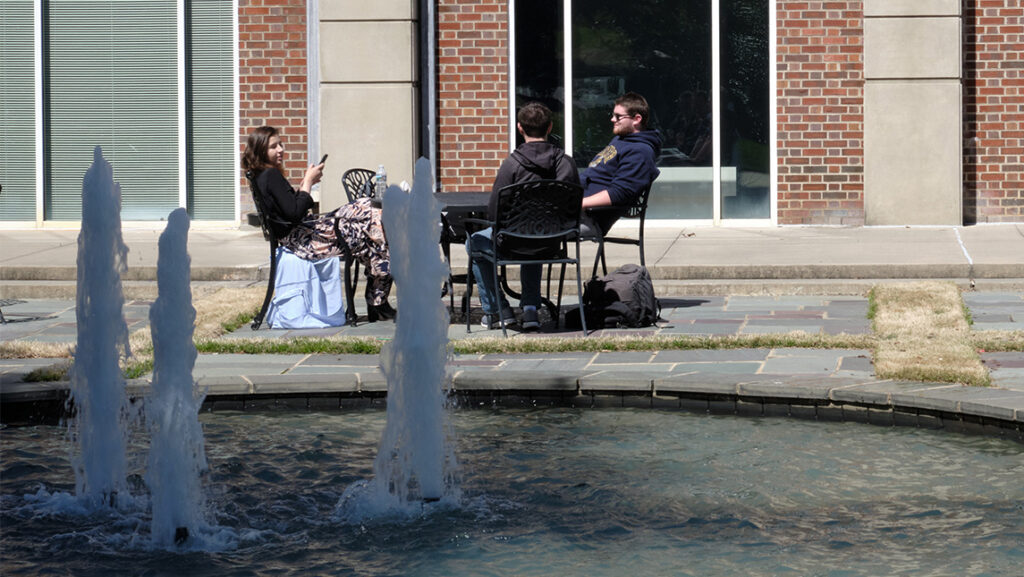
[[580, 92, 662, 235], [467, 101, 580, 330]]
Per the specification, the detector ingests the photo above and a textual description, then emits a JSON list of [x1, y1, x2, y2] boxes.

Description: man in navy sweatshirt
[[468, 102, 580, 330], [580, 92, 662, 235]]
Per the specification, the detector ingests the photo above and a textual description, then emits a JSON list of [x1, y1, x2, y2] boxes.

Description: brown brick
[[965, 0, 1024, 223], [239, 0, 309, 210]]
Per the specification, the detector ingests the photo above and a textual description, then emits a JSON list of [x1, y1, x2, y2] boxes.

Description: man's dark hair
[[615, 92, 651, 130], [517, 102, 553, 138]]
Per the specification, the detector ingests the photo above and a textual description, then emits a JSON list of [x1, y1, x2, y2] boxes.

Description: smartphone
[[319, 154, 328, 165]]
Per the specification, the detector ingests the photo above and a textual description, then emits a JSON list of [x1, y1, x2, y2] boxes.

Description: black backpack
[[571, 264, 660, 329]]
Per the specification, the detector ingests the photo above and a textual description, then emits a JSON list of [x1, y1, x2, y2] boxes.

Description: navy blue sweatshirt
[[580, 130, 662, 206]]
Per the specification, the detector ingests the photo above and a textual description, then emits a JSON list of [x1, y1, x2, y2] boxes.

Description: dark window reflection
[[514, 0, 565, 148], [721, 0, 769, 218], [571, 0, 711, 168], [513, 0, 770, 220]]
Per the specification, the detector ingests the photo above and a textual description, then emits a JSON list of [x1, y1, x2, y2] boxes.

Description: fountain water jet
[[68, 146, 132, 508], [145, 207, 208, 546], [339, 158, 458, 516]]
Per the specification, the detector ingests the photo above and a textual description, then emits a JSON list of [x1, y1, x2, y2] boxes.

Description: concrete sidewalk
[[2, 224, 1024, 298]]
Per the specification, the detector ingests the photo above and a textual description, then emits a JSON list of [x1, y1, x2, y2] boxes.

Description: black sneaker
[[481, 307, 516, 329], [521, 307, 540, 330]]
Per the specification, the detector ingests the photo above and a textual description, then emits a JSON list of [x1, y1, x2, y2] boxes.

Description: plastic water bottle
[[375, 164, 387, 200]]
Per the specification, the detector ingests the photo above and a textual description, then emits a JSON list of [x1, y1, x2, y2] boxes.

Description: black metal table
[[435, 190, 489, 242], [434, 190, 562, 323], [435, 191, 490, 318]]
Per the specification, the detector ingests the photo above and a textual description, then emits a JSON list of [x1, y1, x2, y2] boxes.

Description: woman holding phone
[[242, 125, 395, 320]]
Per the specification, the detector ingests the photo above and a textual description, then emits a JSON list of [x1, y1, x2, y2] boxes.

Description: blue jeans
[[466, 227, 541, 314]]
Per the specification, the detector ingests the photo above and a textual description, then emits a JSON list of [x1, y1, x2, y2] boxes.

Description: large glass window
[[187, 0, 236, 220], [514, 0, 771, 222], [514, 0, 565, 148], [573, 0, 713, 219], [720, 0, 770, 219], [2, 1, 235, 223], [46, 0, 180, 221]]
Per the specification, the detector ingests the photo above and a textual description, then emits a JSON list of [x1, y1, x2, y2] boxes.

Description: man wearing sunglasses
[[580, 92, 662, 235]]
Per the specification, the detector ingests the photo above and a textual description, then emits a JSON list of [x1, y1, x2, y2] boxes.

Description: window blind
[[0, 0, 37, 220], [187, 0, 235, 220], [46, 0, 179, 221]]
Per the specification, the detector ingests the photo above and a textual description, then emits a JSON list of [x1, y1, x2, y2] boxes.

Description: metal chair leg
[[494, 258, 509, 337], [344, 255, 359, 326], [465, 263, 475, 333], [252, 241, 279, 330], [575, 243, 588, 336]]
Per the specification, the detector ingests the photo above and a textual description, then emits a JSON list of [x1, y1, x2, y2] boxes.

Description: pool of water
[[3, 408, 1023, 576]]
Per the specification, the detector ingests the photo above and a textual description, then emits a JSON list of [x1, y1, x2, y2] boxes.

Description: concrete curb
[[4, 372, 1022, 435]]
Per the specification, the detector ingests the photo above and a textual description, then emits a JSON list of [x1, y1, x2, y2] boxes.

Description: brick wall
[[964, 0, 1024, 223], [238, 0, 309, 216], [436, 0, 510, 191], [776, 1, 865, 225]]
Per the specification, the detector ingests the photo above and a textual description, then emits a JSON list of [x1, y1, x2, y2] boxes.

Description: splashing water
[[69, 146, 132, 508], [338, 158, 459, 518], [145, 208, 209, 546], [15, 151, 232, 551]]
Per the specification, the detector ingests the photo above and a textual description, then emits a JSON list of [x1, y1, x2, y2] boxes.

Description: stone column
[[318, 1, 419, 209], [863, 0, 962, 225]]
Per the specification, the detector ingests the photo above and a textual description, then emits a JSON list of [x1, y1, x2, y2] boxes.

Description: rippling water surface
[[3, 408, 1023, 576]]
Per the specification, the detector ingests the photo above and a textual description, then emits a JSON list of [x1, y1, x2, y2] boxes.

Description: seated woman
[[242, 125, 396, 321]]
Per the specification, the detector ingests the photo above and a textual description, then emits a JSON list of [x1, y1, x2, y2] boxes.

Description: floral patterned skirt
[[280, 198, 392, 306]]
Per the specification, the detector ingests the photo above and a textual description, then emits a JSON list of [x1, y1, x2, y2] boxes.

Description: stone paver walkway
[[2, 293, 1023, 431]]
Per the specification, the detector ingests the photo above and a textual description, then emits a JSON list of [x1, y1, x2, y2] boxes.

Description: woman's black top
[[255, 167, 314, 240]]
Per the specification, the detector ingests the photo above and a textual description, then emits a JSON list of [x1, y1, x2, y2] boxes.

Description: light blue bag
[[266, 247, 346, 329]]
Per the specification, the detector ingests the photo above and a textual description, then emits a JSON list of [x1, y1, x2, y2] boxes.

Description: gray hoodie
[[488, 141, 580, 217]]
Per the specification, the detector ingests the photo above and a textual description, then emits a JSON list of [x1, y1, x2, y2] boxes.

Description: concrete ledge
[[0, 266, 263, 282], [579, 372, 655, 394], [737, 375, 858, 401], [3, 376, 1021, 434]]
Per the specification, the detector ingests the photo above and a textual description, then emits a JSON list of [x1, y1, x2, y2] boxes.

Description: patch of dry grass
[[0, 341, 74, 360], [191, 286, 264, 340], [11, 286, 264, 381], [193, 330, 875, 356], [870, 281, 990, 386], [972, 330, 1024, 353], [450, 332, 875, 355]]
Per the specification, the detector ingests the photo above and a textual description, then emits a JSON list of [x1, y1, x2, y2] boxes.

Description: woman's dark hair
[[242, 125, 278, 174]]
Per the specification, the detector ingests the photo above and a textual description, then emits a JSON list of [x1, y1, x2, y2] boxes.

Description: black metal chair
[[464, 180, 587, 336], [585, 182, 653, 278], [339, 167, 380, 315], [245, 171, 359, 329], [342, 168, 376, 202]]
